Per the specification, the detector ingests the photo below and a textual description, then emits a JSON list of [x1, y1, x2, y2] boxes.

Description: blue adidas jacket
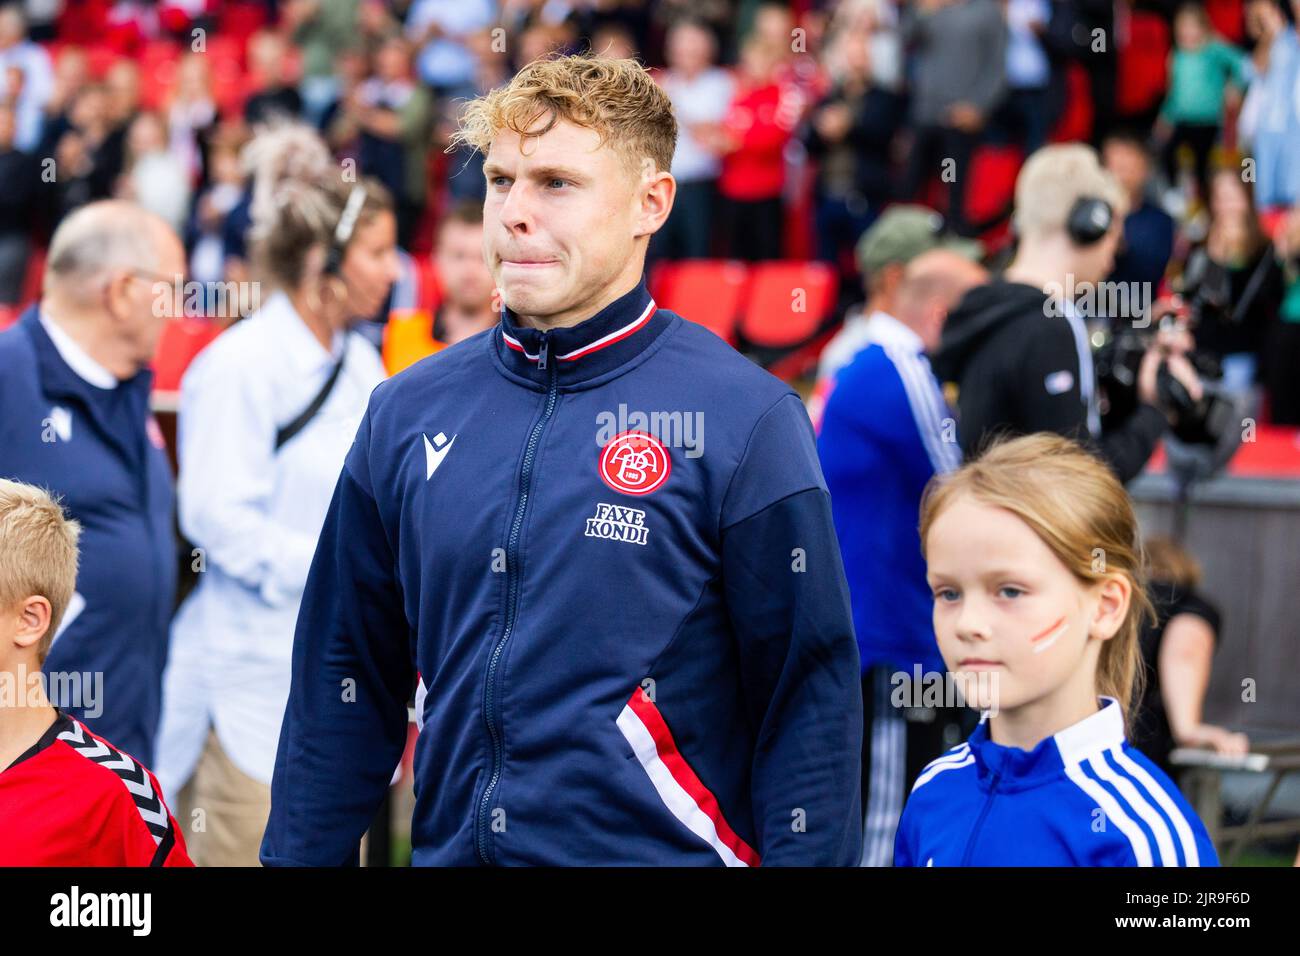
[[894, 696, 1219, 866], [816, 328, 959, 676], [261, 277, 863, 866], [0, 307, 177, 764]]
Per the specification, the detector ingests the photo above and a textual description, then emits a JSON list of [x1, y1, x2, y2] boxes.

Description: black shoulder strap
[[1229, 246, 1277, 327], [275, 350, 346, 452]]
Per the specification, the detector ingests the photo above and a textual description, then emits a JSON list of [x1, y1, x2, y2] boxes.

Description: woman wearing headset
[[154, 123, 399, 865]]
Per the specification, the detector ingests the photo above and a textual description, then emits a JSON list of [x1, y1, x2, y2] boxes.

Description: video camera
[[1092, 312, 1241, 477]]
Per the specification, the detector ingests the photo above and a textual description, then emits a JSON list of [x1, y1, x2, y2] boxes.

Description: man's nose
[[497, 181, 533, 235]]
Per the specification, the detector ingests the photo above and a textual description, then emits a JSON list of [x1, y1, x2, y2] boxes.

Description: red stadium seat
[[0, 306, 17, 332], [650, 259, 749, 345], [738, 260, 836, 349], [84, 44, 121, 80], [205, 35, 249, 116], [56, 0, 111, 46], [151, 316, 222, 394], [219, 2, 270, 43], [139, 41, 181, 110], [1051, 63, 1093, 143]]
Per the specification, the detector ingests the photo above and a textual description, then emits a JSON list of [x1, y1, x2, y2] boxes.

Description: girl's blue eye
[[548, 179, 567, 189], [998, 586, 1024, 599], [935, 588, 959, 603]]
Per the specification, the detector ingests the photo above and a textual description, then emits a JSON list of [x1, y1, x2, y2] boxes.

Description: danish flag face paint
[[1029, 615, 1069, 654]]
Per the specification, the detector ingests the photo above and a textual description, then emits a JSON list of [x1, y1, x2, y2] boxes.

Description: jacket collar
[[38, 310, 118, 389], [864, 310, 925, 354], [968, 696, 1126, 790], [0, 709, 72, 775], [491, 276, 672, 388], [20, 304, 152, 403], [20, 304, 155, 466]]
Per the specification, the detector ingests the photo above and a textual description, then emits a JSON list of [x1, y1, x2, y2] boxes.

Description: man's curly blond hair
[[450, 54, 677, 176]]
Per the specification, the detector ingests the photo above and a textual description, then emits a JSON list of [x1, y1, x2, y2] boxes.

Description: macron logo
[[423, 431, 456, 480]]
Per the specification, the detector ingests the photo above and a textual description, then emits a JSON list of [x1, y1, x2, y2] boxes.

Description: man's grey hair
[[44, 201, 168, 298]]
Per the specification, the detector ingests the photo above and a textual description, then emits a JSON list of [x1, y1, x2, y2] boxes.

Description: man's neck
[[516, 268, 643, 331], [41, 302, 136, 381], [864, 294, 895, 319], [1004, 244, 1073, 301]]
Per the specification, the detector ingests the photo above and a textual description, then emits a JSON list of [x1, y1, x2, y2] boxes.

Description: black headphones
[[323, 184, 368, 276], [1066, 196, 1114, 246]]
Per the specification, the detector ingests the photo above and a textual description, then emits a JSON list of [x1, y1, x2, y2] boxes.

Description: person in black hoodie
[[933, 144, 1204, 483]]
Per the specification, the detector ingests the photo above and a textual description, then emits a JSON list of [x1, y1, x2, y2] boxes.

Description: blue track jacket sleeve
[[720, 394, 863, 866], [261, 407, 412, 866], [893, 804, 917, 867]]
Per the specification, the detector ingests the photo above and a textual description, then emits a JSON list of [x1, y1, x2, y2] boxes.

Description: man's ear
[[101, 269, 135, 323], [13, 595, 52, 653], [1090, 575, 1131, 642], [635, 161, 676, 239]]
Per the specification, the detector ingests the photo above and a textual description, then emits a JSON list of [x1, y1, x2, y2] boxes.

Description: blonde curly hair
[[449, 54, 677, 176]]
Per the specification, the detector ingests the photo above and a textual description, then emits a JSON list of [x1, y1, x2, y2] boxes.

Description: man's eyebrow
[[482, 162, 588, 182]]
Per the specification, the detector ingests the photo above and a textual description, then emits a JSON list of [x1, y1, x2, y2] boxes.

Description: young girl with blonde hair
[[894, 433, 1219, 866]]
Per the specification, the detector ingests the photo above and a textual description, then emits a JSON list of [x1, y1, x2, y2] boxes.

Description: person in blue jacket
[[260, 55, 863, 867], [0, 200, 184, 764], [816, 248, 986, 866], [896, 433, 1219, 866]]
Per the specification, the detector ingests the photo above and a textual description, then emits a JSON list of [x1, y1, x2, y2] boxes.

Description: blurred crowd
[[0, 1, 1296, 396], [2, 0, 1297, 868], [0, 0, 1296, 418]]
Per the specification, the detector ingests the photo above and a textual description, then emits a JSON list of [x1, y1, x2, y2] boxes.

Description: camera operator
[[932, 144, 1204, 483]]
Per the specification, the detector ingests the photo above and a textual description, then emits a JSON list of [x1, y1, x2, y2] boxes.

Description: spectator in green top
[[1154, 2, 1247, 205]]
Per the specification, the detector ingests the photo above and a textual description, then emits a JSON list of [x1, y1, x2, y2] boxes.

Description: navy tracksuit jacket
[[261, 277, 863, 866], [0, 307, 177, 764]]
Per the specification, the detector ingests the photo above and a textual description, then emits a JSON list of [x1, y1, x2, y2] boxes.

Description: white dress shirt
[[154, 291, 387, 791], [39, 310, 118, 389]]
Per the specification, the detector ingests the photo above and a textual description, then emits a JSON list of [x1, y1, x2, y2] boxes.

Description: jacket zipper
[[959, 770, 1001, 866], [475, 332, 557, 863]]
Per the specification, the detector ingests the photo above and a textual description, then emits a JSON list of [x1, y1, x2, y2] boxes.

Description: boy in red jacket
[[0, 478, 191, 866]]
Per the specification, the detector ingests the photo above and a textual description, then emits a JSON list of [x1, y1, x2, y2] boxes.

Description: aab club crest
[[598, 430, 671, 496]]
